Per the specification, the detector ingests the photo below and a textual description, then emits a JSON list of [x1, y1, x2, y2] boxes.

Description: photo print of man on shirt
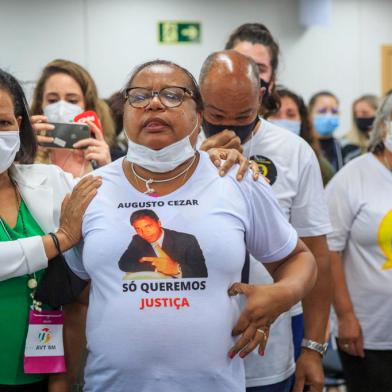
[[118, 209, 208, 279]]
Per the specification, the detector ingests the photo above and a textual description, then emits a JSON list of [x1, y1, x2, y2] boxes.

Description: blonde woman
[[326, 92, 392, 392], [30, 59, 115, 177], [342, 94, 379, 158]]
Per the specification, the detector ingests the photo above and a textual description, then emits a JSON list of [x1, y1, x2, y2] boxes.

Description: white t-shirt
[[326, 153, 392, 350], [241, 120, 331, 386], [65, 152, 298, 392]]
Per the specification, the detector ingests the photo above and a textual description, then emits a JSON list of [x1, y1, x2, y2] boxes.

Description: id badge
[[24, 309, 66, 373]]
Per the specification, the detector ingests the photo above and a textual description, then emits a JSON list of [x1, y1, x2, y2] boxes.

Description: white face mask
[[126, 117, 199, 173], [384, 121, 392, 152], [0, 131, 20, 173], [43, 100, 83, 123]]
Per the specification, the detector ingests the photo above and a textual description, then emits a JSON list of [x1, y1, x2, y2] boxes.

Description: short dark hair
[[225, 23, 281, 117], [0, 69, 37, 163], [123, 59, 203, 113], [130, 209, 159, 225]]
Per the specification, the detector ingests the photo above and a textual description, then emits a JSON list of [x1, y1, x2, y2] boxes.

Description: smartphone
[[39, 122, 90, 149]]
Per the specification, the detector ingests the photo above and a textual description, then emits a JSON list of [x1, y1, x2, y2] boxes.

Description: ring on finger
[[257, 329, 267, 339]]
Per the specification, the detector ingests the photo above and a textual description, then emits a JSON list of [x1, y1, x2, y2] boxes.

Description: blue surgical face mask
[[313, 114, 339, 137], [270, 119, 301, 136]]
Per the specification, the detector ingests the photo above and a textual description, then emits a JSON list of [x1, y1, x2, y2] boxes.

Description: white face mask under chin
[[126, 117, 199, 173], [384, 121, 392, 152], [0, 131, 20, 173]]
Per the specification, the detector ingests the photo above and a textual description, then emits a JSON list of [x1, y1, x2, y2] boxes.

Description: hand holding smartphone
[[38, 122, 90, 149]]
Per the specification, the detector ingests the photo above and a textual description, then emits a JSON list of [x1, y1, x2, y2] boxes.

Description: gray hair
[[368, 92, 392, 152]]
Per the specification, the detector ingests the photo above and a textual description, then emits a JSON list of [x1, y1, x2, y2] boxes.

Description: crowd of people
[[0, 21, 391, 392]]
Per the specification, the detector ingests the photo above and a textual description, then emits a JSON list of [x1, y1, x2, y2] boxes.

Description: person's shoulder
[[199, 151, 266, 189], [340, 139, 362, 163], [327, 153, 370, 190], [165, 228, 197, 241], [91, 158, 123, 178], [259, 120, 315, 157], [342, 152, 370, 171], [15, 162, 62, 176], [129, 234, 145, 245], [12, 163, 74, 188]]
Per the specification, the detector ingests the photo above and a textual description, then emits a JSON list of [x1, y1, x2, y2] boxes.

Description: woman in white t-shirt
[[325, 92, 392, 392], [64, 60, 317, 392]]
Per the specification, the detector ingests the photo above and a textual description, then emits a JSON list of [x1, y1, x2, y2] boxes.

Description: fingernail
[[239, 352, 246, 358], [237, 175, 243, 180], [228, 351, 235, 359], [219, 170, 225, 176], [260, 350, 265, 356], [214, 160, 220, 167]]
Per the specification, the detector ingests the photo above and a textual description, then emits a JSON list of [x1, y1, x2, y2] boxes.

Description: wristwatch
[[301, 338, 328, 357]]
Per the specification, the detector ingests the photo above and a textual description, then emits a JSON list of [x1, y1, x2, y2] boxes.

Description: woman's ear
[[16, 116, 22, 127]]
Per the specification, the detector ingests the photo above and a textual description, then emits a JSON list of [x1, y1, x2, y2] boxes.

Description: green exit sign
[[158, 21, 201, 44]]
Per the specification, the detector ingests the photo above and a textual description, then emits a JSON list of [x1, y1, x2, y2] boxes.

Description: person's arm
[[48, 374, 69, 392], [0, 175, 102, 281], [293, 235, 332, 392], [228, 175, 317, 359], [330, 250, 364, 357], [286, 146, 332, 392], [62, 285, 90, 387], [181, 235, 208, 278], [228, 238, 317, 358]]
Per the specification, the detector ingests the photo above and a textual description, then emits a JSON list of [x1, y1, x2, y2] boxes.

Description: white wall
[[1, 0, 392, 135]]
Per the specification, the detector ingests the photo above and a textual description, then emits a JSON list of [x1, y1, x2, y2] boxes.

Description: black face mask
[[203, 116, 259, 143], [355, 117, 375, 133], [260, 78, 270, 105]]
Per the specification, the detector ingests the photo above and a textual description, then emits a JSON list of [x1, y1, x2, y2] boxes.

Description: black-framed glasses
[[124, 86, 194, 108]]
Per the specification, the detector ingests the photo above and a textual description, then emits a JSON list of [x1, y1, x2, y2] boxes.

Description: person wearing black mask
[[198, 23, 280, 154], [342, 94, 379, 159], [199, 50, 332, 392]]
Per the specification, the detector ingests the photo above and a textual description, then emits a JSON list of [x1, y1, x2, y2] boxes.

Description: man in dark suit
[[118, 209, 208, 278]]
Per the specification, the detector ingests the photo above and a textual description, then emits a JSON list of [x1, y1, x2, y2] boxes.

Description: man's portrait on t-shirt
[[118, 209, 208, 279]]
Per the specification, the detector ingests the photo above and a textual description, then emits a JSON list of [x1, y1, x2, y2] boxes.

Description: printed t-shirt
[[326, 153, 392, 349], [241, 120, 331, 386], [65, 152, 298, 392], [0, 200, 46, 385]]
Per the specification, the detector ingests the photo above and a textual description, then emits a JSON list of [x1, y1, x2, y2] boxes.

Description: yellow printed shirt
[[326, 153, 392, 349]]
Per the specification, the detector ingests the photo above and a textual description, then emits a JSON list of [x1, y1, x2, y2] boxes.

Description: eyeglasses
[[124, 86, 194, 108]]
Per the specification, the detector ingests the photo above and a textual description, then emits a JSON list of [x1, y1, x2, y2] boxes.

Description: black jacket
[[118, 228, 208, 278]]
